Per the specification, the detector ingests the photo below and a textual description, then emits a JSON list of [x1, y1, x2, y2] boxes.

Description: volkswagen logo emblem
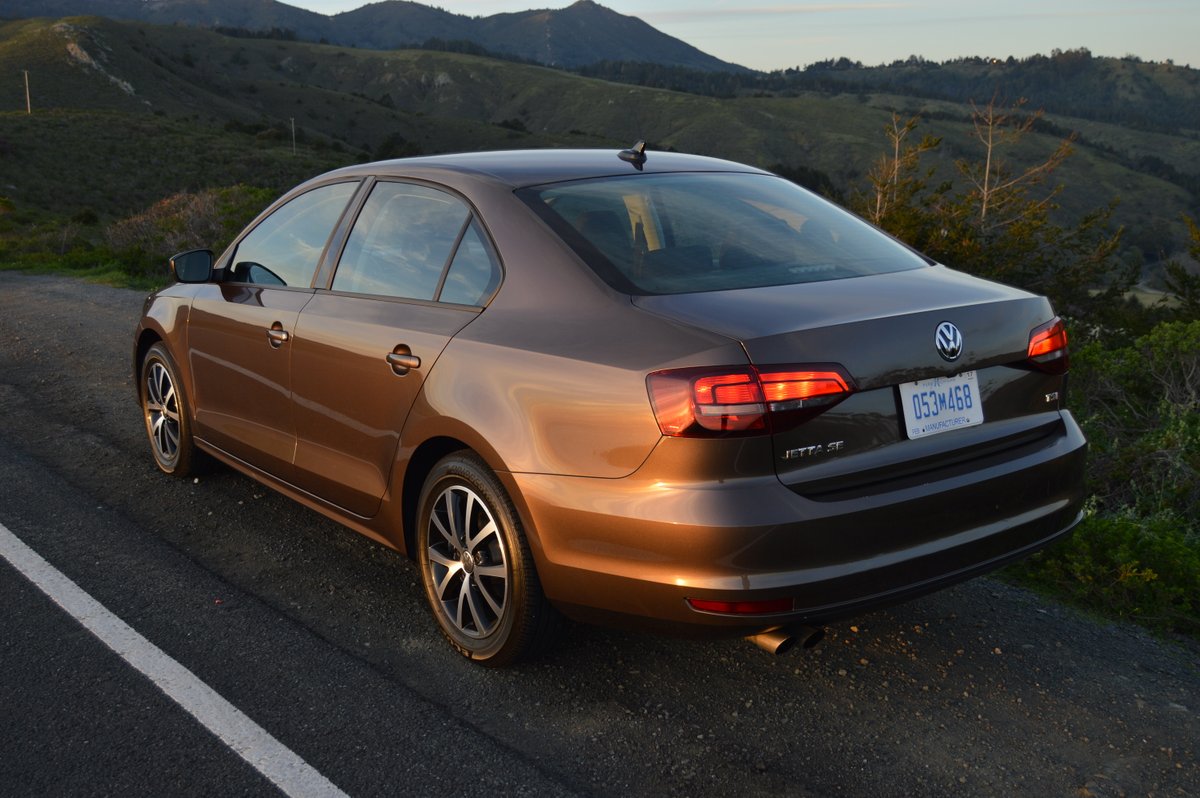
[[935, 321, 963, 361]]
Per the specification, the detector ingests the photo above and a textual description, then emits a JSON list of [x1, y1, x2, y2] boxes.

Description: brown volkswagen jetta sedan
[[134, 147, 1086, 666]]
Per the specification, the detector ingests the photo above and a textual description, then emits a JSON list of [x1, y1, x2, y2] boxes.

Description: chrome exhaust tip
[[746, 624, 824, 655], [746, 628, 796, 656]]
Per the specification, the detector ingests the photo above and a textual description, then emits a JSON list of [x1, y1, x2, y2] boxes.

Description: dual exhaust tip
[[745, 625, 825, 656]]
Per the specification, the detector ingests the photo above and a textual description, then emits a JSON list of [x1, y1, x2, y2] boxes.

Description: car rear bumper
[[506, 411, 1087, 636]]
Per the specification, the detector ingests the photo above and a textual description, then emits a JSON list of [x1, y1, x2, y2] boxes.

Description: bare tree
[[852, 101, 1131, 330], [957, 96, 1075, 228], [863, 113, 939, 227]]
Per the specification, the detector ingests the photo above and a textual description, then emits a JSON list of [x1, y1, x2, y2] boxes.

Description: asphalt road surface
[[1, 271, 1197, 797]]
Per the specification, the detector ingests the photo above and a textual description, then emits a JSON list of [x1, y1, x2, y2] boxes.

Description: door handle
[[267, 323, 290, 348], [386, 349, 421, 375]]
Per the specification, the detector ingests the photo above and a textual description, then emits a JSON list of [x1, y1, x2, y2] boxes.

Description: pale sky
[[280, 0, 1199, 71]]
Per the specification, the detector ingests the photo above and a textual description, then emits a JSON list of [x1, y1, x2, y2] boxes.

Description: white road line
[[0, 521, 349, 798]]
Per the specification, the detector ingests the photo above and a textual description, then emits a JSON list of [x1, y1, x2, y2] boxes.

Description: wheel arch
[[134, 329, 196, 420], [400, 435, 475, 557], [397, 430, 547, 577], [134, 328, 162, 381]]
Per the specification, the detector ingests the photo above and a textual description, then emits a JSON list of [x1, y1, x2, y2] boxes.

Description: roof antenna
[[618, 140, 647, 170]]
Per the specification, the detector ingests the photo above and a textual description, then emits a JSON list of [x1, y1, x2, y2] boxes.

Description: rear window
[[518, 172, 927, 295]]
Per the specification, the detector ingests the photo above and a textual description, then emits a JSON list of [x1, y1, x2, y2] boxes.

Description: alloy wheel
[[145, 359, 181, 465], [424, 484, 510, 638]]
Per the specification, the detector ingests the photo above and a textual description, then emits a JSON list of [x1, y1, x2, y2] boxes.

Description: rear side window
[[229, 182, 357, 287], [518, 172, 927, 295], [439, 219, 501, 306], [332, 182, 500, 305]]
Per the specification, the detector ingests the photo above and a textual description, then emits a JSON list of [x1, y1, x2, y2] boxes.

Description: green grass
[[0, 250, 164, 290]]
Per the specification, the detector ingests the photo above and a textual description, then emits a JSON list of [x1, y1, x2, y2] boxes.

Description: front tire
[[140, 342, 197, 477], [416, 452, 556, 666]]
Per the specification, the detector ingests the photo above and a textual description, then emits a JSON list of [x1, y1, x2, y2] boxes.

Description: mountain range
[[0, 0, 745, 71]]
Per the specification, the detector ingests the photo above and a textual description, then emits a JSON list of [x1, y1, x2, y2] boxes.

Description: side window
[[228, 182, 357, 287], [333, 183, 469, 301], [439, 219, 501, 306]]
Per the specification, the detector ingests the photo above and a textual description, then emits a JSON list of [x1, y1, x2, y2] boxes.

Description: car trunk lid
[[633, 266, 1067, 489]]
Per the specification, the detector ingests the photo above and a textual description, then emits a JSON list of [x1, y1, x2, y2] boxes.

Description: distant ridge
[[0, 0, 747, 71]]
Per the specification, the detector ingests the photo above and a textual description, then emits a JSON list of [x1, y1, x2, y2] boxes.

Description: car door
[[289, 180, 502, 517], [187, 181, 360, 479]]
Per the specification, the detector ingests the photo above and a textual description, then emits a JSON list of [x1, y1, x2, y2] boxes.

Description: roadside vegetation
[[1024, 321, 1200, 634]]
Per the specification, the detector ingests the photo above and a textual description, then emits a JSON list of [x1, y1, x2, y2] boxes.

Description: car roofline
[[310, 148, 773, 190]]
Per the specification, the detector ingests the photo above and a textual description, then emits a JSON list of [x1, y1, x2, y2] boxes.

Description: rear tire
[[416, 452, 557, 666], [140, 342, 197, 477]]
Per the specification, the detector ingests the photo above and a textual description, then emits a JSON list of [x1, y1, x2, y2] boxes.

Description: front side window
[[518, 172, 928, 295], [229, 181, 358, 287], [333, 182, 493, 302]]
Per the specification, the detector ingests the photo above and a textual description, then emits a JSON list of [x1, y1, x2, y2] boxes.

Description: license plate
[[899, 371, 984, 439]]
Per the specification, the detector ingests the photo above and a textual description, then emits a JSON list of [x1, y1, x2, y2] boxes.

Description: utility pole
[[290, 117, 296, 155], [23, 70, 31, 114]]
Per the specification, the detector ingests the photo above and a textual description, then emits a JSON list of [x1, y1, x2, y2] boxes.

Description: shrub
[[1070, 320, 1200, 523], [104, 185, 276, 278], [1013, 512, 1199, 634], [1007, 320, 1199, 635]]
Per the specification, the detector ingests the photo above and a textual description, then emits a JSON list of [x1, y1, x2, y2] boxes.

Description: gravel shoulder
[[1, 271, 1197, 797]]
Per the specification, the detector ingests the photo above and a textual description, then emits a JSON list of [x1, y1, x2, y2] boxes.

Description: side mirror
[[170, 249, 214, 283]]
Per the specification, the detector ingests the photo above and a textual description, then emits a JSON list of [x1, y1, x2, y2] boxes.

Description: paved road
[[1, 272, 1197, 797]]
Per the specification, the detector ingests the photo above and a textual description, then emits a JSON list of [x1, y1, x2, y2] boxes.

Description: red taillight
[[687, 597, 794, 615], [647, 364, 853, 437], [648, 367, 767, 435], [1027, 318, 1069, 374], [758, 369, 850, 407], [694, 372, 763, 407]]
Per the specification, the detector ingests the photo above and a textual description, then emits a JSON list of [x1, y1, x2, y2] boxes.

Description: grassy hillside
[[0, 16, 1195, 268], [0, 110, 347, 221]]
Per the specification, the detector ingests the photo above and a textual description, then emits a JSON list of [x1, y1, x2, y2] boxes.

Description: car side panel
[[187, 283, 313, 480], [288, 294, 477, 517]]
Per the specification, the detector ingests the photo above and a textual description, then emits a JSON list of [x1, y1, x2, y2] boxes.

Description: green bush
[[1070, 320, 1200, 523], [2, 183, 279, 288], [1012, 512, 1199, 634], [1007, 320, 1199, 635], [103, 185, 276, 280]]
